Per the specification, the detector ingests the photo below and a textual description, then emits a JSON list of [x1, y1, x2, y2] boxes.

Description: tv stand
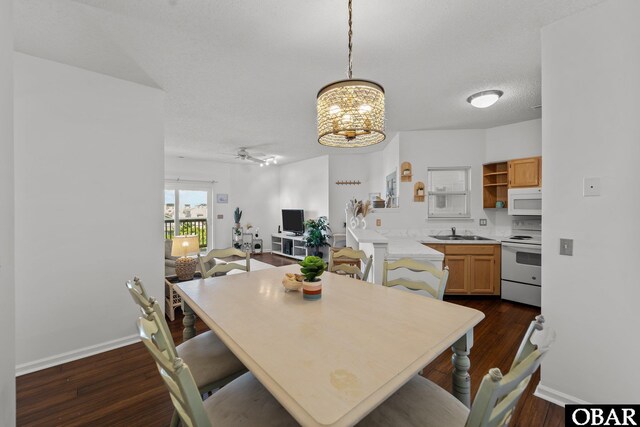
[[271, 233, 308, 260]]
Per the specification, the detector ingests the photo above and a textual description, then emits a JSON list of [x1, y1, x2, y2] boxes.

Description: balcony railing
[[164, 218, 207, 248]]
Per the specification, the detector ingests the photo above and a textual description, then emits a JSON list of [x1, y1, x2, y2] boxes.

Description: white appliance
[[508, 187, 542, 216], [501, 219, 541, 307]]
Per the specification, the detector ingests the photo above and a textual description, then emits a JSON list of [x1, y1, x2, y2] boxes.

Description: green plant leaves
[[298, 255, 326, 282]]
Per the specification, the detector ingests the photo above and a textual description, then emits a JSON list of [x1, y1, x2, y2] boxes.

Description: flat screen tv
[[282, 209, 305, 235]]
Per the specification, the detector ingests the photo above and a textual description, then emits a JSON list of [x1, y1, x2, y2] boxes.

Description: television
[[282, 209, 305, 235]]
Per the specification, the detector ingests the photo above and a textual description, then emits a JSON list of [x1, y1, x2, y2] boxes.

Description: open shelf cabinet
[[483, 161, 508, 209]]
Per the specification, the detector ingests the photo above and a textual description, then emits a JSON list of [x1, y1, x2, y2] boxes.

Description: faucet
[[451, 226, 456, 236]]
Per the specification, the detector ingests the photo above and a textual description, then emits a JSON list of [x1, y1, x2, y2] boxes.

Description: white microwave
[[508, 188, 542, 216]]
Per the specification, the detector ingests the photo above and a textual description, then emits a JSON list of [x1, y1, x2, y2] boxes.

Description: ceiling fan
[[234, 147, 277, 166]]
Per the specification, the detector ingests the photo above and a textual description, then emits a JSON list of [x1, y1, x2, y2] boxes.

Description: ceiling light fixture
[[317, 0, 385, 148], [467, 90, 504, 109]]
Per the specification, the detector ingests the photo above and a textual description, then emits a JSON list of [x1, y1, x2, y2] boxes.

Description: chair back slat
[[465, 316, 554, 427], [126, 278, 177, 359], [382, 258, 449, 300], [137, 315, 212, 427], [384, 278, 439, 298], [329, 247, 373, 281], [198, 248, 250, 278]]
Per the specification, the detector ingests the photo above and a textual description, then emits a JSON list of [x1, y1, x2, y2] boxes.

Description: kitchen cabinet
[[424, 244, 501, 296], [508, 156, 541, 188], [482, 161, 509, 209]]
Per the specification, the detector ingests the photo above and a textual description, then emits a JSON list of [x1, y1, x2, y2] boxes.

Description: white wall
[[230, 164, 281, 246], [164, 158, 281, 249], [485, 119, 541, 163], [328, 154, 371, 233], [279, 155, 329, 221], [367, 129, 487, 231], [0, 0, 15, 423], [14, 54, 165, 373], [539, 0, 640, 404]]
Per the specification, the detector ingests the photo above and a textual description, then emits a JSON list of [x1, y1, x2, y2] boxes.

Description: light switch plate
[[376, 219, 382, 227], [560, 238, 573, 256], [583, 177, 601, 197], [479, 219, 487, 226], [217, 214, 224, 219]]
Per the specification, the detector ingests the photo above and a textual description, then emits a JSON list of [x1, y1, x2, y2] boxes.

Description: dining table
[[174, 264, 484, 427]]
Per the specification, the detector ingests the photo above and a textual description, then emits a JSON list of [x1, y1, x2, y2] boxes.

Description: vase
[[302, 280, 322, 300], [349, 216, 360, 229], [360, 217, 367, 229]]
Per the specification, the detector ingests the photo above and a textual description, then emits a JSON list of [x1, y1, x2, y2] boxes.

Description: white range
[[501, 219, 542, 307]]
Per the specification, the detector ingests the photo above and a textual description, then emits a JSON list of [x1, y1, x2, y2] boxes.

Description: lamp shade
[[171, 235, 200, 257], [317, 79, 385, 147]]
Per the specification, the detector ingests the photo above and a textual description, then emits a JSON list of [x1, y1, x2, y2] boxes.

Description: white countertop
[[347, 227, 389, 244], [418, 235, 502, 245], [387, 238, 444, 260]]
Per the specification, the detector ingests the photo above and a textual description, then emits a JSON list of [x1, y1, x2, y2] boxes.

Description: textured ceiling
[[15, 0, 605, 164]]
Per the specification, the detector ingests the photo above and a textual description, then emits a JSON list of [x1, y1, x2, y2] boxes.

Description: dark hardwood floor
[[16, 252, 563, 426]]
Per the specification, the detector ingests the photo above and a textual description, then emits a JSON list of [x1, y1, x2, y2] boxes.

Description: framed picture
[[216, 193, 229, 204]]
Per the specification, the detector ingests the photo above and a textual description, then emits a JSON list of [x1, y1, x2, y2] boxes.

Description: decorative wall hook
[[335, 180, 362, 185]]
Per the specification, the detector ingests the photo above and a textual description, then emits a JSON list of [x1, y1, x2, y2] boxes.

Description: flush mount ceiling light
[[317, 0, 385, 148], [467, 90, 504, 109]]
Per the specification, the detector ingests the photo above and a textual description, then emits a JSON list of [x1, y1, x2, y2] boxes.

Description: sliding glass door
[[164, 184, 213, 251]]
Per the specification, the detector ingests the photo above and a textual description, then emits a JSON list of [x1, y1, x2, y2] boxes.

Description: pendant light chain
[[347, 0, 353, 79], [317, 0, 385, 147]]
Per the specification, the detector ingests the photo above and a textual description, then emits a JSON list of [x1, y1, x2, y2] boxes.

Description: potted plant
[[233, 207, 243, 228], [303, 216, 332, 258], [232, 207, 243, 249], [299, 255, 326, 300]]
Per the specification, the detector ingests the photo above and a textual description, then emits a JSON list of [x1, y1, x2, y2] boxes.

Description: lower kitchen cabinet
[[424, 244, 501, 296]]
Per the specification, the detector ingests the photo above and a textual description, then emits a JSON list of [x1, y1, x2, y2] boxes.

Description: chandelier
[[317, 0, 385, 148]]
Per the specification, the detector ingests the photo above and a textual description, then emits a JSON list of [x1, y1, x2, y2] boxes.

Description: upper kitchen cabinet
[[508, 156, 542, 188], [483, 161, 509, 209]]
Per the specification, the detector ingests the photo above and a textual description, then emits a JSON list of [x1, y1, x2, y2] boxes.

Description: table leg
[[182, 301, 196, 341], [451, 329, 473, 408]]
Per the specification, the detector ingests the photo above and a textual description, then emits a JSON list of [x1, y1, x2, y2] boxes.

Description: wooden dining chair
[[126, 278, 246, 426], [198, 247, 250, 279], [137, 312, 298, 427], [382, 258, 450, 300], [359, 315, 554, 427], [328, 247, 373, 281]]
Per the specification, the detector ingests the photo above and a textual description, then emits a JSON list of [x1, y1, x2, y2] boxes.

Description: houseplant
[[299, 255, 326, 300], [303, 216, 332, 258], [233, 207, 243, 227], [232, 207, 243, 249]]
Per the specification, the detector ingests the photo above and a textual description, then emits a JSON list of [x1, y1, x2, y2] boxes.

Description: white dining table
[[175, 264, 484, 427]]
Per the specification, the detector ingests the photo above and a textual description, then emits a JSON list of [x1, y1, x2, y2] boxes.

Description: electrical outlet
[[376, 219, 382, 227], [217, 214, 224, 219], [479, 219, 487, 226], [560, 238, 573, 256]]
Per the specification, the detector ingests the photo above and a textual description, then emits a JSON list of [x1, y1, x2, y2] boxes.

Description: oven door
[[508, 188, 542, 216], [501, 242, 541, 286]]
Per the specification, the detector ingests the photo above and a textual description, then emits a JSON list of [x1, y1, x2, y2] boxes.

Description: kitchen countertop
[[387, 239, 444, 260], [418, 235, 502, 245]]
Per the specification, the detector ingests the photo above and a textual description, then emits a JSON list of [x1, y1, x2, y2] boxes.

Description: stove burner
[[509, 235, 532, 240]]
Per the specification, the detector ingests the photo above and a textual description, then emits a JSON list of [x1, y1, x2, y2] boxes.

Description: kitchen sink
[[430, 235, 493, 241], [461, 235, 493, 241], [430, 235, 465, 240]]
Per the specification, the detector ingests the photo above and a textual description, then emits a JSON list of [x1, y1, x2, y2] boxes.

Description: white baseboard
[[535, 383, 589, 407], [15, 334, 139, 376]]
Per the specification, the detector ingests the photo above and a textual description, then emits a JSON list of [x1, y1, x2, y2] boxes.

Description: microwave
[[508, 188, 542, 216]]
